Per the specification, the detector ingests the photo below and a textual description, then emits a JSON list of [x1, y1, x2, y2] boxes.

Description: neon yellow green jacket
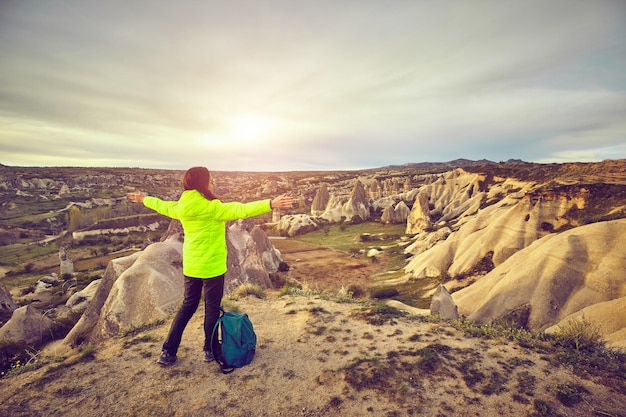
[[143, 190, 272, 278]]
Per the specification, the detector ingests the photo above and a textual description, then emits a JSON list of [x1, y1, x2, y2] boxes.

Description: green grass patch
[[294, 222, 407, 253], [0, 243, 60, 267]]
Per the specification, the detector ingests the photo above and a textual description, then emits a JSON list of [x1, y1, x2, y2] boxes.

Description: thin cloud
[[0, 0, 625, 170]]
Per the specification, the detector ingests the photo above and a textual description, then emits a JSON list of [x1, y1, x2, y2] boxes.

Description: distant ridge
[[377, 158, 505, 171]]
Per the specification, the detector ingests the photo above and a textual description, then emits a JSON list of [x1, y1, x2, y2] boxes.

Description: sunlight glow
[[199, 113, 275, 150], [228, 113, 270, 143]]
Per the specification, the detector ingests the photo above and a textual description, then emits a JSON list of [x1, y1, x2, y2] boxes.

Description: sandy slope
[[0, 292, 624, 417]]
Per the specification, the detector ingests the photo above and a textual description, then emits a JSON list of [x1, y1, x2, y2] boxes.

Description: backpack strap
[[211, 306, 236, 374]]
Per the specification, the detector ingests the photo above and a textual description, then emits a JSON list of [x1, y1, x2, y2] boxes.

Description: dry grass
[[1, 291, 624, 417]]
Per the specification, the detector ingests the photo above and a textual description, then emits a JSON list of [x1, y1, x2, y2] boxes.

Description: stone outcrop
[[406, 191, 431, 233], [404, 227, 451, 257], [453, 219, 626, 348], [64, 239, 184, 345], [545, 297, 626, 348], [319, 194, 346, 222], [274, 214, 322, 237], [226, 220, 283, 293], [404, 178, 587, 279], [59, 246, 74, 276], [0, 282, 17, 321], [0, 305, 55, 345], [321, 180, 370, 223], [430, 284, 459, 319], [35, 273, 61, 294], [381, 201, 411, 224], [65, 279, 102, 313], [72, 222, 161, 240], [311, 184, 330, 216]]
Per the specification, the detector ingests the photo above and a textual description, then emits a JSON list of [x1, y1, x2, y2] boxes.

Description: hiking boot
[[203, 350, 215, 363], [157, 350, 177, 366]]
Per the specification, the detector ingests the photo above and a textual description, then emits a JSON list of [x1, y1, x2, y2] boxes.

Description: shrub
[[0, 339, 39, 378], [369, 287, 399, 299], [553, 382, 589, 407], [229, 282, 266, 300], [554, 318, 603, 351]]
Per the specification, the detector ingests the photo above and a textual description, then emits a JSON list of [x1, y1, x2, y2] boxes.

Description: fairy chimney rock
[[342, 180, 370, 222], [311, 184, 330, 216], [406, 191, 432, 234]]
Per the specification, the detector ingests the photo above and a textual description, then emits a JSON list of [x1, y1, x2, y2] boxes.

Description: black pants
[[162, 274, 224, 356]]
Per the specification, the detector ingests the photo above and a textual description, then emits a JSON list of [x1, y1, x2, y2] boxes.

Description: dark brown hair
[[183, 166, 218, 200]]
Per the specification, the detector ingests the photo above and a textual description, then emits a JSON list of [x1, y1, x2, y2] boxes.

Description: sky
[[1, 0, 625, 171]]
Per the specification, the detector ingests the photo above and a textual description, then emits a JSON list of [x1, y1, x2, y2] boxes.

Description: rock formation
[[406, 191, 431, 233], [64, 239, 184, 345], [367, 180, 381, 200], [453, 219, 626, 348], [274, 214, 322, 237], [35, 273, 61, 294], [404, 227, 451, 257], [0, 305, 55, 345], [404, 177, 586, 279], [319, 194, 346, 223], [226, 220, 283, 293], [65, 279, 102, 313], [0, 282, 17, 321], [381, 201, 411, 224], [430, 284, 459, 320], [321, 180, 370, 223], [64, 220, 285, 345], [311, 183, 330, 216], [59, 246, 74, 277]]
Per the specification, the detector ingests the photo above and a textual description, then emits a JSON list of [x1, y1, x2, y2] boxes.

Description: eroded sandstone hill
[[395, 161, 626, 348], [1, 160, 625, 354]]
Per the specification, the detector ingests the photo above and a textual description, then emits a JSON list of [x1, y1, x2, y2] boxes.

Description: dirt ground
[[271, 238, 396, 294], [1, 239, 625, 417]]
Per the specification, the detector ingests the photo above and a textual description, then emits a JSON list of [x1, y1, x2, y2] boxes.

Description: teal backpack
[[211, 306, 257, 374]]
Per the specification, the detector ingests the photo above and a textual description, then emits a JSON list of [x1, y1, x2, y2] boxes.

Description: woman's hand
[[127, 190, 145, 203], [271, 194, 295, 210]]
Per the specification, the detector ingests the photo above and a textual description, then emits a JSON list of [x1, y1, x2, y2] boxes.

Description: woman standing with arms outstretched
[[127, 166, 294, 366]]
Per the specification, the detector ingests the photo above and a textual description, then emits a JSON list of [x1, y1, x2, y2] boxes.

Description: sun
[[229, 113, 269, 143]]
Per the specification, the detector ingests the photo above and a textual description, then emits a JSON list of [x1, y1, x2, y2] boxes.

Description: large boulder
[[65, 279, 102, 313], [453, 219, 626, 347], [63, 244, 175, 346], [0, 305, 54, 345], [430, 284, 459, 320]]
